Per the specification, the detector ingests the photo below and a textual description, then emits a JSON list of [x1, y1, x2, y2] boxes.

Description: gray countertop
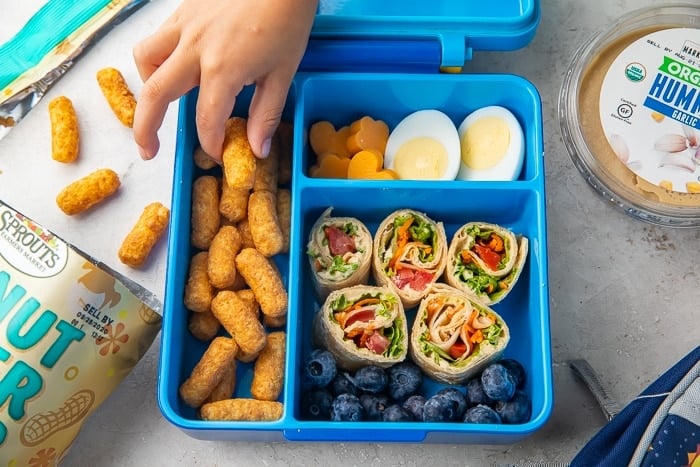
[[1, 0, 697, 465]]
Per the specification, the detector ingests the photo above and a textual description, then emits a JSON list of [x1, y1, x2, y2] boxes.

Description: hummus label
[[600, 28, 700, 194]]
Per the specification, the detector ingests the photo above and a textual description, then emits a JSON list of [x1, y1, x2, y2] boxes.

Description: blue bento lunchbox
[[158, 0, 551, 444]]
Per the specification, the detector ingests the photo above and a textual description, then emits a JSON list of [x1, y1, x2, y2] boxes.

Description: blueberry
[[435, 387, 467, 419], [494, 390, 532, 424], [463, 404, 502, 424], [498, 359, 527, 390], [348, 366, 388, 394], [302, 349, 337, 389], [386, 361, 423, 401], [480, 363, 517, 402], [330, 393, 364, 421], [382, 404, 413, 422], [402, 395, 426, 421], [422, 394, 460, 422], [360, 394, 389, 421], [330, 372, 358, 397], [465, 377, 494, 407], [301, 388, 333, 420]]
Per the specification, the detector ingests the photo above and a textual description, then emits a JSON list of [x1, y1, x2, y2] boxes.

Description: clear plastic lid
[[559, 4, 700, 227]]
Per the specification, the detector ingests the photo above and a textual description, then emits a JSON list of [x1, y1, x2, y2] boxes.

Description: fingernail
[[260, 138, 271, 159], [138, 145, 152, 160]]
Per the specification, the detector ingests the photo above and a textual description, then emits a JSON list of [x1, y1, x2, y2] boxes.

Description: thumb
[[246, 78, 290, 159]]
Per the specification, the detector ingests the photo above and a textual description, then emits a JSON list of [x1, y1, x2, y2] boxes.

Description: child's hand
[[133, 0, 318, 161]]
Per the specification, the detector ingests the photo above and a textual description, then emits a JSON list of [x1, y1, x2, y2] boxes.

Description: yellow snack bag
[[0, 200, 161, 465]]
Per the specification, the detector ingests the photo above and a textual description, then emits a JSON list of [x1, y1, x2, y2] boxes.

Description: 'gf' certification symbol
[[617, 103, 633, 119]]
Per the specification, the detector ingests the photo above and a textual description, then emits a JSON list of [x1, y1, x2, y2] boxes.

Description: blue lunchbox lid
[[301, 0, 541, 70]]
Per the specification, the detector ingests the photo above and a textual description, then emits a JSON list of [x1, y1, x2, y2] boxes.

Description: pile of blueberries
[[300, 348, 531, 424]]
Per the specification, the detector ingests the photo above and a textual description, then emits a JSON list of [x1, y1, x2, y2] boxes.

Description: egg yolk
[[393, 137, 448, 179], [461, 116, 511, 170]]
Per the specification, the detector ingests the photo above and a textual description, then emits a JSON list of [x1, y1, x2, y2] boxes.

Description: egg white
[[456, 106, 525, 181], [384, 109, 461, 181]]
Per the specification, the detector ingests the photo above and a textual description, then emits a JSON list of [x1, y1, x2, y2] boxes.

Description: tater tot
[[207, 225, 242, 289], [183, 252, 214, 313], [188, 309, 220, 341], [96, 67, 136, 128], [248, 190, 284, 257], [56, 168, 120, 215], [253, 135, 279, 192], [191, 175, 220, 249], [200, 399, 283, 421], [276, 121, 293, 185], [222, 117, 256, 190], [235, 248, 288, 318], [211, 290, 267, 360], [193, 145, 218, 170], [237, 218, 256, 249], [48, 96, 79, 163], [276, 188, 291, 254], [219, 182, 249, 223], [179, 336, 238, 408], [118, 202, 170, 268], [206, 361, 237, 403], [251, 331, 286, 401]]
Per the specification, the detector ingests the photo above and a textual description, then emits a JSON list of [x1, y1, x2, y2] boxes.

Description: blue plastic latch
[[440, 33, 471, 67]]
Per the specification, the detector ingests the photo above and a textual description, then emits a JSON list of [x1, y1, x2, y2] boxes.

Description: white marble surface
[[1, 0, 698, 465]]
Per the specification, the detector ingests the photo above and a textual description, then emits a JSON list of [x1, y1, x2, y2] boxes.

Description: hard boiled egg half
[[384, 109, 461, 181], [456, 106, 525, 181]]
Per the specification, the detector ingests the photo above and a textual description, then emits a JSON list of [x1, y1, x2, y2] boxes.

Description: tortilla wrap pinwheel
[[372, 209, 448, 309], [445, 221, 528, 306], [312, 285, 408, 371], [306, 207, 373, 302], [409, 283, 510, 384]]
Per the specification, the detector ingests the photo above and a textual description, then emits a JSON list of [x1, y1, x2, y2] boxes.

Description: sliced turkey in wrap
[[409, 284, 510, 384], [312, 285, 408, 371], [445, 222, 528, 306], [306, 207, 373, 302], [372, 209, 447, 309]]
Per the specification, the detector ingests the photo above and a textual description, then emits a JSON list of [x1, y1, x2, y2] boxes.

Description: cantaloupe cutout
[[347, 116, 389, 155], [309, 154, 351, 178], [347, 149, 399, 180], [309, 121, 352, 159]]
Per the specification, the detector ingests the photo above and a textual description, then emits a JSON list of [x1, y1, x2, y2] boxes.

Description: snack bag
[[0, 200, 161, 465]]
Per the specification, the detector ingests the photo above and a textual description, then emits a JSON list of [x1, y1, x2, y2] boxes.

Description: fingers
[[195, 70, 244, 161], [133, 50, 200, 160], [133, 26, 181, 83], [246, 76, 291, 159]]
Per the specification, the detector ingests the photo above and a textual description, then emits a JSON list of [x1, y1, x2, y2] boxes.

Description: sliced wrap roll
[[306, 207, 373, 302], [445, 222, 528, 306], [372, 209, 448, 309], [312, 285, 408, 371], [409, 283, 510, 384]]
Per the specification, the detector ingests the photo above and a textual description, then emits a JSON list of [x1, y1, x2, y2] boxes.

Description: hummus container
[[559, 4, 700, 227], [158, 0, 552, 444]]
